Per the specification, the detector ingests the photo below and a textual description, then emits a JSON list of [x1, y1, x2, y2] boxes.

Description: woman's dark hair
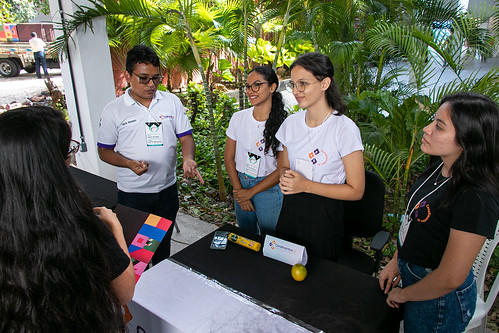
[[290, 52, 347, 115], [0, 106, 124, 332], [443, 92, 499, 200], [249, 66, 287, 156], [126, 44, 160, 74]]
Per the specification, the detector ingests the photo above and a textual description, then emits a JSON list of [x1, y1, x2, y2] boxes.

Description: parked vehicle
[[0, 23, 60, 77]]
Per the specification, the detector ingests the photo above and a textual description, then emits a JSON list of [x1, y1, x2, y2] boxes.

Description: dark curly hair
[[126, 44, 160, 74], [290, 52, 347, 115], [249, 66, 287, 156], [0, 106, 125, 332]]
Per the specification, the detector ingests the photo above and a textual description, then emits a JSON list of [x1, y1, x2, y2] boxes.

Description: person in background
[[379, 92, 499, 333], [224, 66, 287, 235], [98, 44, 203, 264], [0, 106, 135, 332], [275, 52, 365, 261], [28, 32, 49, 79]]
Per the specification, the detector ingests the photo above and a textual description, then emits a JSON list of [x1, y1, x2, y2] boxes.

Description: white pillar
[[48, 0, 117, 181]]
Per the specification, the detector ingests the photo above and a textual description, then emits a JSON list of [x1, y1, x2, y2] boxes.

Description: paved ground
[[0, 68, 64, 105], [170, 212, 218, 255]]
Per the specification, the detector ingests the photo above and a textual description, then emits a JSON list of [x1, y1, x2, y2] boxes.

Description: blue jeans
[[235, 172, 283, 235], [33, 51, 48, 78], [398, 258, 476, 333], [118, 183, 179, 264]]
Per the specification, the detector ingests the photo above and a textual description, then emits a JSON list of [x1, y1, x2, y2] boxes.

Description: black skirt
[[275, 193, 344, 261]]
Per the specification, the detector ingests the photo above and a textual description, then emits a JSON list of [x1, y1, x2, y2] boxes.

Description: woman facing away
[[224, 66, 287, 235], [275, 52, 365, 261], [379, 92, 499, 333], [0, 106, 135, 332]]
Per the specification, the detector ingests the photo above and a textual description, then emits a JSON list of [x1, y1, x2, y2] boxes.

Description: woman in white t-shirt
[[275, 52, 365, 261], [224, 66, 287, 235]]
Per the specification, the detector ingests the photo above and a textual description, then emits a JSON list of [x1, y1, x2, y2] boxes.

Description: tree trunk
[[178, 2, 227, 201]]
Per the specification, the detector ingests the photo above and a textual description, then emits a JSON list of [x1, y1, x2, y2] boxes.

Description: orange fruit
[[291, 264, 307, 282]]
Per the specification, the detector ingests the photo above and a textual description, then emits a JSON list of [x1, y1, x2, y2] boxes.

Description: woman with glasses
[[275, 52, 365, 261], [224, 66, 287, 235], [379, 93, 498, 333], [0, 106, 135, 332]]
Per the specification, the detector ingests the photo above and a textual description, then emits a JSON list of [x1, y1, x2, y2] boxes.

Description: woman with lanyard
[[275, 52, 365, 261], [379, 92, 499, 332], [225, 66, 287, 235]]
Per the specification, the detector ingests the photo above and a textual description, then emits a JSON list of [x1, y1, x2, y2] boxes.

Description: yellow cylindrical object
[[228, 233, 261, 252]]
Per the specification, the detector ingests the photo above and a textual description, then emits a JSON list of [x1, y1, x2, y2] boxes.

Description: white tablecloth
[[127, 259, 316, 333]]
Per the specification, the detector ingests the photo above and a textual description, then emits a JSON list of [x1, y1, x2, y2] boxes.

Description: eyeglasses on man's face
[[244, 81, 269, 92], [286, 80, 321, 92], [132, 72, 163, 85], [68, 139, 80, 157]]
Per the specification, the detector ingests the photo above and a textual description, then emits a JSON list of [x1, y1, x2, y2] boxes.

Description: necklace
[[253, 110, 268, 129], [256, 120, 266, 128], [433, 170, 448, 186], [305, 109, 331, 128]]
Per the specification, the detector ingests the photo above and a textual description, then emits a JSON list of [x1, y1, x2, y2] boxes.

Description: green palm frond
[[364, 143, 401, 187], [412, 0, 461, 27], [430, 66, 499, 103]]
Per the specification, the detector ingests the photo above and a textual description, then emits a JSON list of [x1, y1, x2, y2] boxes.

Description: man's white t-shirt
[[276, 110, 363, 184], [29, 37, 46, 52], [98, 89, 192, 193], [226, 107, 280, 178]]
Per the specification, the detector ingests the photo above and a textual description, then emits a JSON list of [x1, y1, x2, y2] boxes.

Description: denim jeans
[[33, 51, 48, 78], [234, 172, 283, 235], [118, 183, 179, 264], [398, 258, 476, 333]]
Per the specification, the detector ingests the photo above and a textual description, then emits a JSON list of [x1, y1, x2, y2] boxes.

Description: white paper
[[263, 235, 308, 266], [295, 158, 313, 180]]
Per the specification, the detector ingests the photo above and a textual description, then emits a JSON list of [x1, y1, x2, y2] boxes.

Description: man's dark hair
[[31, 32, 37, 38], [125, 44, 160, 74]]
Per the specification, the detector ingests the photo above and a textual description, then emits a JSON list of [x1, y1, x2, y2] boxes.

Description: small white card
[[295, 158, 313, 180], [263, 235, 308, 266], [145, 122, 163, 146], [244, 152, 261, 178]]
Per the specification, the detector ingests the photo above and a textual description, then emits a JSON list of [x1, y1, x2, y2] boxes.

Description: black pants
[[118, 183, 179, 264], [276, 193, 343, 261]]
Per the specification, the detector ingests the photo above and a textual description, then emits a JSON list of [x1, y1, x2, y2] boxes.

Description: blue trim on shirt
[[97, 142, 116, 149], [176, 129, 193, 138]]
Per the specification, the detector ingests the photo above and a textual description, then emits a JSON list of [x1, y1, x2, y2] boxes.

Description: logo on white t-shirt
[[308, 148, 328, 166], [255, 138, 265, 152]]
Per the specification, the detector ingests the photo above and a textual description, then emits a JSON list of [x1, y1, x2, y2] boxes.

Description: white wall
[[48, 0, 117, 181]]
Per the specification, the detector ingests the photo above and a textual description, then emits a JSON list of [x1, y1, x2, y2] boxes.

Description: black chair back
[[338, 170, 387, 275], [343, 170, 385, 238]]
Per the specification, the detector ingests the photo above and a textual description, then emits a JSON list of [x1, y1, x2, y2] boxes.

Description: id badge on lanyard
[[245, 152, 261, 178], [145, 122, 163, 146], [398, 214, 410, 246]]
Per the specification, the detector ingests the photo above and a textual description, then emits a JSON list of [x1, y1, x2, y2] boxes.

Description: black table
[[69, 166, 118, 208], [172, 224, 401, 333]]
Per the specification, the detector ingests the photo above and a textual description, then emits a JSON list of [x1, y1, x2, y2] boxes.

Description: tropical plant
[[348, 91, 432, 216]]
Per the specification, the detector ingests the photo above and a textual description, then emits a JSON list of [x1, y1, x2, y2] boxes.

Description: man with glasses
[[98, 44, 203, 264]]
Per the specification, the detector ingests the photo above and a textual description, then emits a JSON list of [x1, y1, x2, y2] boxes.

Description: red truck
[[0, 23, 60, 77]]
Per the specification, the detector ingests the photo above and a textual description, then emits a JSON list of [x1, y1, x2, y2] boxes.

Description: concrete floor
[[170, 211, 219, 256]]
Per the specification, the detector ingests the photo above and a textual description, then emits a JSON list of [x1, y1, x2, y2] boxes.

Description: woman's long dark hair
[[249, 66, 287, 156], [290, 52, 347, 115], [443, 92, 499, 201], [0, 106, 124, 332]]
